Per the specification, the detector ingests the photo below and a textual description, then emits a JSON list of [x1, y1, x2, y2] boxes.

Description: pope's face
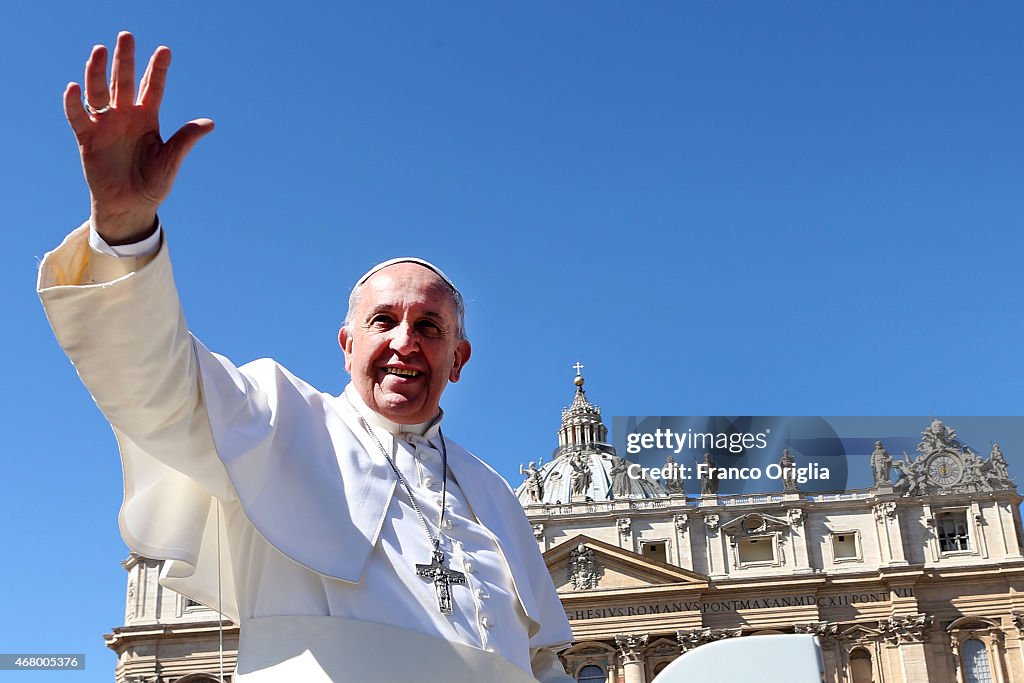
[[338, 263, 471, 424]]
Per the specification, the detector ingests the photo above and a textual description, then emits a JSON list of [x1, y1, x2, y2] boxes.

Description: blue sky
[[3, 2, 1023, 680]]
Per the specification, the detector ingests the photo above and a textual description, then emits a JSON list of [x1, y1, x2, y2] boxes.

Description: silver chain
[[358, 416, 449, 552]]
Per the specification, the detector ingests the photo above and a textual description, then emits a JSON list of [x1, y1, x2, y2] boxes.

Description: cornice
[[918, 560, 1024, 581], [105, 622, 240, 650], [523, 484, 1021, 520], [707, 574, 828, 592]]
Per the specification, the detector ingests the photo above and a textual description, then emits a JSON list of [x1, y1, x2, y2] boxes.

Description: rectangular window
[[641, 541, 666, 562], [937, 511, 970, 552], [738, 536, 775, 564], [832, 532, 859, 561]]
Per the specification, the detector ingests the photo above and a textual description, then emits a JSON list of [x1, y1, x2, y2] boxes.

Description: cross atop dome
[[573, 361, 586, 389]]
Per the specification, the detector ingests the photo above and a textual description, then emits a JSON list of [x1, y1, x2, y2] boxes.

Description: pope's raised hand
[[63, 32, 214, 244]]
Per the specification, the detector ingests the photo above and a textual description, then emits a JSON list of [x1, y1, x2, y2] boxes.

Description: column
[[532, 523, 546, 553], [879, 641, 902, 683], [615, 634, 649, 683], [618, 517, 634, 552], [820, 645, 839, 683], [673, 514, 688, 567], [995, 500, 1024, 560], [787, 508, 813, 573], [703, 513, 723, 577], [971, 501, 990, 560], [1011, 614, 1024, 682], [949, 635, 965, 683], [874, 501, 907, 565], [990, 631, 1008, 683], [879, 613, 933, 681]]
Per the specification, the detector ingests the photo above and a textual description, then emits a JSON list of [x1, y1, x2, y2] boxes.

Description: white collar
[[342, 383, 442, 440]]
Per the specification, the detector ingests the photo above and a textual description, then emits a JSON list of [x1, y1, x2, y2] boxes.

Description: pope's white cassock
[[38, 224, 574, 682]]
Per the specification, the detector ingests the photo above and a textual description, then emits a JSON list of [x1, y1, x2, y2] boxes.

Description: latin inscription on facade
[[566, 587, 914, 620]]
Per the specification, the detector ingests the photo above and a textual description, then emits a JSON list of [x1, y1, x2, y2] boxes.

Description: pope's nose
[[388, 322, 420, 354]]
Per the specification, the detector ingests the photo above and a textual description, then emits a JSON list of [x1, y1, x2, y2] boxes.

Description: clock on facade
[[926, 453, 963, 487]]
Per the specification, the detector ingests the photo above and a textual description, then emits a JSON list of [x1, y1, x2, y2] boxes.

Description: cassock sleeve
[[37, 223, 236, 497], [38, 222, 245, 618]]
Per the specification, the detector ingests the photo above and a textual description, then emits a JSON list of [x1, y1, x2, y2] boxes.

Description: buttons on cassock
[[417, 449, 440, 464]]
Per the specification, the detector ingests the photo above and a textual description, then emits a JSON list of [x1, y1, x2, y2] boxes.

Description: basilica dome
[[514, 367, 668, 506]]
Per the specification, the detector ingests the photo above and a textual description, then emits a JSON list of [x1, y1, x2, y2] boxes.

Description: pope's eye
[[417, 320, 443, 336], [370, 314, 395, 327]]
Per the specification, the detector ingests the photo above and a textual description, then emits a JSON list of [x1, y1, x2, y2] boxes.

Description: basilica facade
[[106, 375, 1024, 683]]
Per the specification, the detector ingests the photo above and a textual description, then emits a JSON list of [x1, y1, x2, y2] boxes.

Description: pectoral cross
[[416, 549, 466, 614]]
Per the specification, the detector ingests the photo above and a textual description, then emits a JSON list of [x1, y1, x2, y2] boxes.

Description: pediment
[[721, 512, 790, 537], [646, 637, 683, 659], [561, 641, 618, 658], [840, 623, 881, 640], [947, 616, 1000, 632], [544, 534, 709, 593]]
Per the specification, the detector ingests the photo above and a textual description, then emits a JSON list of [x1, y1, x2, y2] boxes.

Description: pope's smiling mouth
[[384, 367, 422, 378]]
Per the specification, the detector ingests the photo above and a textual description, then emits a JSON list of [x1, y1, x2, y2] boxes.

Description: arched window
[[849, 648, 872, 683], [577, 664, 605, 683], [962, 638, 993, 683]]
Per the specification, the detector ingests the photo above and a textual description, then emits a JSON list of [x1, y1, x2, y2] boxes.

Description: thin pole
[[217, 504, 224, 682]]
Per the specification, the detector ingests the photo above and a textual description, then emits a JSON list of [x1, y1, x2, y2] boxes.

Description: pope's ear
[[449, 339, 471, 383], [338, 326, 353, 372]]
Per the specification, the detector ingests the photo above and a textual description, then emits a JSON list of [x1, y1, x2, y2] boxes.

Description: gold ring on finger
[[86, 103, 112, 115]]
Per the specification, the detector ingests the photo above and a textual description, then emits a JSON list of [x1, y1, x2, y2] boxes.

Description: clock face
[[927, 453, 963, 487]]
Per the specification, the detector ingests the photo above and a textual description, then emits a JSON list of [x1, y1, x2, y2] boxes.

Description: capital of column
[[795, 620, 840, 644], [1013, 612, 1024, 633], [615, 633, 649, 664], [878, 613, 933, 644], [873, 501, 897, 523], [676, 627, 742, 653]]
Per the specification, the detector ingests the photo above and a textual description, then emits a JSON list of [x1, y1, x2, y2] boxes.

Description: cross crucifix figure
[[573, 361, 584, 376], [416, 549, 467, 614]]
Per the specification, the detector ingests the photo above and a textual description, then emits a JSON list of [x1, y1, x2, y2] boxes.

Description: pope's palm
[[63, 32, 213, 243]]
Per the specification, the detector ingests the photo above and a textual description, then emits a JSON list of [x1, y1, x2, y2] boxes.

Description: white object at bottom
[[235, 616, 539, 682], [651, 634, 824, 683]]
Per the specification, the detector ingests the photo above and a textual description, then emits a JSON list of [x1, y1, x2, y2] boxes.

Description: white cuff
[[89, 218, 163, 258]]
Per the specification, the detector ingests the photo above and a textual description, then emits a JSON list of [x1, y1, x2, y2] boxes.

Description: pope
[[38, 32, 573, 682]]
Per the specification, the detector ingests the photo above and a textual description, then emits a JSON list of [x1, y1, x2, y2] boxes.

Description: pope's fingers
[[84, 44, 110, 110], [164, 118, 216, 170], [63, 82, 90, 140], [110, 31, 136, 109], [138, 46, 171, 110]]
